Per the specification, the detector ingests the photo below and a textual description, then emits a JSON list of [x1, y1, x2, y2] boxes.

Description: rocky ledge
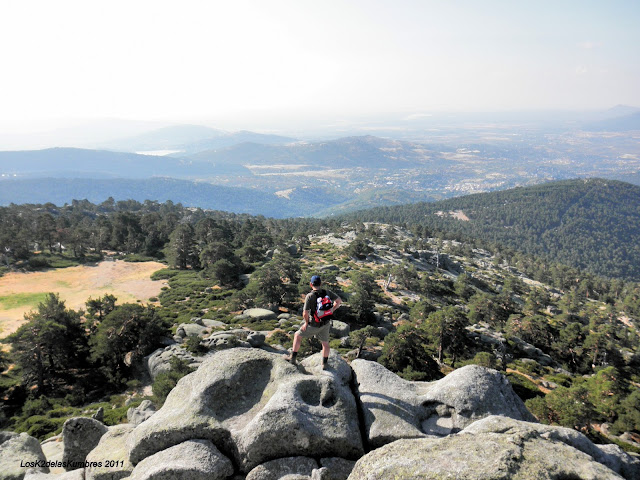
[[2, 347, 638, 480]]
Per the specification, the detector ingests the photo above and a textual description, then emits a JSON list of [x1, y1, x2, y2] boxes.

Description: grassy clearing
[[0, 292, 50, 310], [0, 260, 167, 338]]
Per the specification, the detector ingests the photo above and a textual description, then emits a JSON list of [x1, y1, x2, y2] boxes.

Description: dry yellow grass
[[0, 260, 167, 338]]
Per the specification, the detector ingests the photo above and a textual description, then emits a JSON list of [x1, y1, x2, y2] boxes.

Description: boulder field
[[3, 347, 639, 480]]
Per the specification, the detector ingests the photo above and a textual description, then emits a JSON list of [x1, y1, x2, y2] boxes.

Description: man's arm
[[328, 290, 342, 313], [332, 296, 342, 313]]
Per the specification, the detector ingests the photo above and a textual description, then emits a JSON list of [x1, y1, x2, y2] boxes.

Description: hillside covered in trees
[[343, 178, 640, 281], [0, 192, 639, 457]]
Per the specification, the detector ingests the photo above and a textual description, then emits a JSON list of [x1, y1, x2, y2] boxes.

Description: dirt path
[[506, 368, 552, 394], [0, 260, 167, 338]]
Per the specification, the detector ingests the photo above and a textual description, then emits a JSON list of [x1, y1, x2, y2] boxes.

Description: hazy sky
[[1, 0, 639, 132]]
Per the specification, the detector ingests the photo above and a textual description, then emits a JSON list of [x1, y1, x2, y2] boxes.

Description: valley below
[[2, 119, 640, 217]]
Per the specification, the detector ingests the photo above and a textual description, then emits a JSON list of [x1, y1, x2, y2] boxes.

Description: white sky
[[1, 0, 639, 132]]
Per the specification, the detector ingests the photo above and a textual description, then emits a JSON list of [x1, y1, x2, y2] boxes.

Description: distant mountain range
[[0, 135, 441, 177], [2, 108, 639, 223], [2, 106, 638, 151], [584, 112, 640, 132], [0, 147, 251, 178], [0, 177, 349, 218], [97, 124, 297, 154], [181, 135, 444, 169], [0, 175, 430, 219], [0, 138, 446, 216], [342, 178, 640, 281]]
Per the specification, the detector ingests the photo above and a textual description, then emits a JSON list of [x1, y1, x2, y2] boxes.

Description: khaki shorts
[[296, 321, 331, 343]]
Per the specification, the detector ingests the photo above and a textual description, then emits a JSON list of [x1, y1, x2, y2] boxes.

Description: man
[[285, 275, 342, 369]]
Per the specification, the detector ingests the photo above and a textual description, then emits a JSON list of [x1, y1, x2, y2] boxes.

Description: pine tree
[[423, 306, 469, 367], [349, 272, 378, 324], [89, 304, 168, 385], [5, 294, 86, 394], [166, 223, 197, 269]]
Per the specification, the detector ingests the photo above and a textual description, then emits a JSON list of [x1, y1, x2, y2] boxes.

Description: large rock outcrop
[[330, 321, 350, 338], [126, 400, 156, 426], [348, 415, 639, 480], [23, 471, 83, 480], [52, 349, 639, 480], [128, 439, 233, 480], [241, 309, 277, 321], [0, 431, 49, 479], [245, 456, 318, 480], [176, 323, 208, 338], [351, 360, 535, 448], [145, 344, 201, 380], [463, 416, 640, 479], [127, 348, 364, 473], [85, 424, 134, 480], [62, 417, 109, 470]]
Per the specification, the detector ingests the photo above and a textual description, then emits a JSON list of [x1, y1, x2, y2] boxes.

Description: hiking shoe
[[284, 353, 297, 364]]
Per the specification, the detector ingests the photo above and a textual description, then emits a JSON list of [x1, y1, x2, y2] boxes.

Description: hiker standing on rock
[[285, 275, 342, 369]]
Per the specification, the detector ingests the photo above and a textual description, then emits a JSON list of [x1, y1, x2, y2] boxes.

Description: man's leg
[[321, 341, 330, 369], [292, 332, 302, 353], [285, 331, 303, 363]]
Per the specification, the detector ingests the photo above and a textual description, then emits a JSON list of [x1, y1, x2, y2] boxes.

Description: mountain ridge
[[97, 124, 297, 154], [584, 111, 640, 131], [180, 135, 441, 169], [0, 177, 349, 217], [0, 147, 251, 178], [341, 178, 640, 280]]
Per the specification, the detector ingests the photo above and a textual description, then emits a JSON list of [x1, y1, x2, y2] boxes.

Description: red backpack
[[312, 289, 334, 325]]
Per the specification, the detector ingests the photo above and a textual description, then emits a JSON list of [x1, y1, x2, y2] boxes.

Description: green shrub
[[44, 254, 80, 269], [19, 415, 64, 439], [27, 257, 51, 269], [545, 373, 572, 387], [108, 395, 127, 408], [506, 372, 543, 401], [365, 337, 381, 347], [526, 396, 550, 423], [127, 379, 143, 390], [471, 351, 497, 369], [267, 330, 291, 348], [398, 366, 432, 381], [102, 403, 140, 426], [48, 405, 78, 418], [244, 319, 279, 331], [184, 336, 207, 355], [174, 314, 194, 325], [124, 254, 157, 262], [203, 311, 233, 322], [151, 269, 181, 280], [152, 357, 195, 406], [513, 359, 543, 377], [21, 396, 53, 417], [64, 391, 88, 407]]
